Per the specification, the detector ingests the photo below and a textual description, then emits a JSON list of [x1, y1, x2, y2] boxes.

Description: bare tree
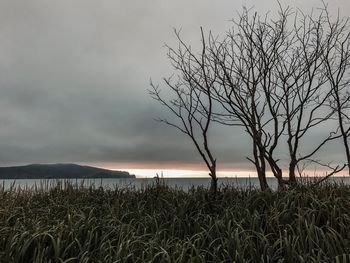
[[210, 5, 345, 188], [150, 28, 219, 193], [151, 4, 349, 191], [274, 8, 342, 183], [208, 7, 294, 190], [322, 7, 350, 174]]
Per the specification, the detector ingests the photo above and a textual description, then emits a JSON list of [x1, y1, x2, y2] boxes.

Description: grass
[[0, 181, 350, 262]]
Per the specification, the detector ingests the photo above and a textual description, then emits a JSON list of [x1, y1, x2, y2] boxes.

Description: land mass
[[0, 163, 135, 179]]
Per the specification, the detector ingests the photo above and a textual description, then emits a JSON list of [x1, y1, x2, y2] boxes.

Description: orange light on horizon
[[111, 168, 259, 178], [83, 162, 349, 178], [86, 162, 256, 177], [117, 168, 349, 178]]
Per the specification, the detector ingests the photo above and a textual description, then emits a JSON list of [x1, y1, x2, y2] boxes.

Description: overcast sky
[[0, 0, 349, 173]]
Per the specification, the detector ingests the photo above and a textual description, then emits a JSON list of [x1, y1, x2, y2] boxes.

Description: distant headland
[[0, 163, 135, 179]]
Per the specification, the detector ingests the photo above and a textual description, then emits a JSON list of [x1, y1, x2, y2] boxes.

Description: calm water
[[2, 176, 350, 191]]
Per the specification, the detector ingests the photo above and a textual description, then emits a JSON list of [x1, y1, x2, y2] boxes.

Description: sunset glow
[[112, 168, 261, 178], [103, 164, 348, 178]]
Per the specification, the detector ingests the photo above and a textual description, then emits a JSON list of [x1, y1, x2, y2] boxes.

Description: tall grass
[[0, 181, 350, 262]]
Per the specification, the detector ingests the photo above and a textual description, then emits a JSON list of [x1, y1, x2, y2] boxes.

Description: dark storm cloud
[[0, 0, 349, 169]]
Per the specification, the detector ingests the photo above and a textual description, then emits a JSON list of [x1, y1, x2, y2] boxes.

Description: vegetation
[[150, 3, 350, 191], [1, 182, 350, 262]]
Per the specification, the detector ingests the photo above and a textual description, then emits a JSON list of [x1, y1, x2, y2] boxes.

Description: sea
[[2, 176, 350, 191]]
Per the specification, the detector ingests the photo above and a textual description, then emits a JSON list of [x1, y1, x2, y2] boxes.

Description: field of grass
[[0, 181, 350, 262]]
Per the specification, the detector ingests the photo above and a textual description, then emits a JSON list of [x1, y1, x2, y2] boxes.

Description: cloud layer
[[0, 0, 349, 171]]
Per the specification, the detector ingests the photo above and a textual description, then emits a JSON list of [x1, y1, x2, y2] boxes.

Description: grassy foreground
[[0, 182, 350, 262]]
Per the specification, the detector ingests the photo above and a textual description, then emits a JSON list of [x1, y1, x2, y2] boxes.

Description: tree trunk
[[210, 176, 218, 194], [289, 161, 297, 185], [340, 128, 350, 175], [335, 92, 350, 176], [209, 165, 217, 194], [258, 147, 270, 191], [267, 157, 285, 190], [343, 139, 350, 175], [275, 170, 285, 191], [252, 146, 270, 191], [257, 168, 269, 191]]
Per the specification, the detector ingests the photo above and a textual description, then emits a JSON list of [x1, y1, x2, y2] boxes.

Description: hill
[[0, 163, 135, 179]]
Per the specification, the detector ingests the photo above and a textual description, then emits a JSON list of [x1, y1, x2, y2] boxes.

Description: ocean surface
[[2, 176, 350, 191]]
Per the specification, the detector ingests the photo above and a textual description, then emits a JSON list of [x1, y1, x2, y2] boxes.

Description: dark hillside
[[0, 163, 134, 179]]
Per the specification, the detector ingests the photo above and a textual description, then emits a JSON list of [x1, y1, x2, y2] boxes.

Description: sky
[[0, 0, 349, 177]]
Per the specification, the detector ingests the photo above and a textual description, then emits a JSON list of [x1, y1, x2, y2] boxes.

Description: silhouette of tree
[[322, 6, 350, 175], [210, 5, 346, 188], [150, 28, 219, 193], [152, 3, 349, 191]]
